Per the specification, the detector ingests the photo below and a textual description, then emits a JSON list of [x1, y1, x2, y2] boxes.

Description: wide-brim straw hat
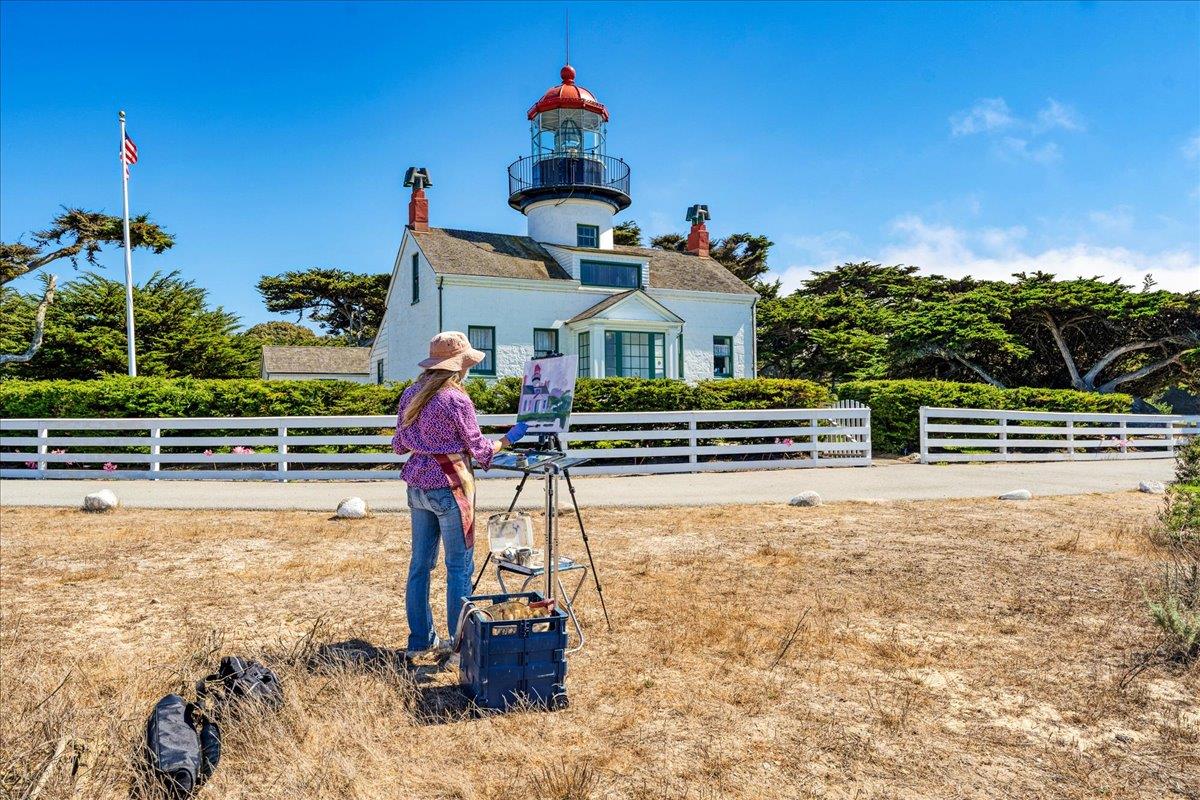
[[418, 331, 486, 372]]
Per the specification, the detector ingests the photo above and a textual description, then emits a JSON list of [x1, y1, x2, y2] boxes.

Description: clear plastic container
[[487, 512, 535, 553]]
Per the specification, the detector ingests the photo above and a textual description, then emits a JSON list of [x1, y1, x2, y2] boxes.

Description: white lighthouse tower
[[507, 64, 631, 249]]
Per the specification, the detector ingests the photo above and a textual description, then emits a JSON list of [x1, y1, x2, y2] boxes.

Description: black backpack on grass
[[198, 656, 283, 715], [142, 656, 281, 798], [143, 694, 220, 799]]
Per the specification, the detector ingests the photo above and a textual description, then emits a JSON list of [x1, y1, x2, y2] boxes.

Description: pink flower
[[24, 460, 37, 469], [781, 438, 794, 447], [203, 449, 214, 457], [231, 446, 255, 455], [103, 462, 118, 472]]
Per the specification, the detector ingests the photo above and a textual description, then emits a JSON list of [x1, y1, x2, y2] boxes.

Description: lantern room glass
[[531, 109, 606, 160]]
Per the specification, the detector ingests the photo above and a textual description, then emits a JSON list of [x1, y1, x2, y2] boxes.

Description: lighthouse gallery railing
[[507, 153, 630, 198]]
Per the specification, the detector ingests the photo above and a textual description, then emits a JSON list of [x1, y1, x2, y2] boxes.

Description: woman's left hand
[[503, 421, 529, 446]]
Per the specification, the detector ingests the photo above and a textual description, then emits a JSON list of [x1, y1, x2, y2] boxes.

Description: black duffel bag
[[143, 694, 220, 799]]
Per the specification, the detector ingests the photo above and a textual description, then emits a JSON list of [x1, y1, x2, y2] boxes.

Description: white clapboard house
[[371, 64, 758, 384]]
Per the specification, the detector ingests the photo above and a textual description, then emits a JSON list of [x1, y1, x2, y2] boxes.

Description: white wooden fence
[[0, 407, 872, 480], [919, 407, 1200, 464]]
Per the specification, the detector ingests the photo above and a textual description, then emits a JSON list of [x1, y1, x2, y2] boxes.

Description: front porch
[[565, 289, 684, 379]]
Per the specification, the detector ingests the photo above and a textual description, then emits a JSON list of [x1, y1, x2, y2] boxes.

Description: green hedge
[[0, 376, 1134, 455], [0, 376, 833, 419], [837, 379, 1134, 454]]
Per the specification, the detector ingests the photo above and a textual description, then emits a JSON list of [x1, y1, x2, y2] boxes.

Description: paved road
[[0, 459, 1172, 511]]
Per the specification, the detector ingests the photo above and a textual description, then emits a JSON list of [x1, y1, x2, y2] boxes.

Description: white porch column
[[589, 323, 605, 377]]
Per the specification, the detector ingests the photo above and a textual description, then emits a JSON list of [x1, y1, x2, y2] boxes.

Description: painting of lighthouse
[[516, 355, 578, 434]]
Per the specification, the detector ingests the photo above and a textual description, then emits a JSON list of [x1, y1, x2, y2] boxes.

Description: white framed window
[[577, 224, 599, 248], [468, 326, 495, 375], [713, 336, 733, 378], [578, 331, 590, 377], [604, 330, 666, 378], [534, 328, 558, 358]]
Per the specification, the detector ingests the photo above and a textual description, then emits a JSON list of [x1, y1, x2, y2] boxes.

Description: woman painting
[[391, 331, 528, 661]]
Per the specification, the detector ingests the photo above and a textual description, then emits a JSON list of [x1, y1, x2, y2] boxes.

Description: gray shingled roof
[[567, 290, 637, 323], [410, 227, 757, 295], [574, 244, 758, 296], [261, 346, 372, 375], [411, 228, 571, 280], [567, 289, 685, 324]]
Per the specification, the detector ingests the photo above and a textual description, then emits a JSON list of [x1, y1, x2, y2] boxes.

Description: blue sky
[[2, 0, 1197, 328]]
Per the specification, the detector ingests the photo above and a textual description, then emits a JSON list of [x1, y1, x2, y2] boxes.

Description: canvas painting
[[516, 355, 578, 434]]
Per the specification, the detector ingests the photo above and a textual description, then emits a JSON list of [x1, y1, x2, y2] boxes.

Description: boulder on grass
[[336, 497, 369, 519], [789, 491, 823, 507], [1137, 481, 1165, 494], [998, 489, 1032, 501], [83, 489, 119, 513]]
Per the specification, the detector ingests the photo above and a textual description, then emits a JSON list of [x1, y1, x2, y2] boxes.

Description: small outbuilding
[[260, 346, 373, 383]]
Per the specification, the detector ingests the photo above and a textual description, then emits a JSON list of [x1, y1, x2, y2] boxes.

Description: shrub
[[836, 379, 1134, 454], [0, 376, 832, 419], [698, 378, 833, 410], [1146, 436, 1199, 665], [1146, 594, 1199, 663], [0, 377, 406, 419], [1159, 436, 1200, 549]]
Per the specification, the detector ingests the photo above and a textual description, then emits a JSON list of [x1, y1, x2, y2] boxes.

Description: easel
[[472, 434, 613, 634]]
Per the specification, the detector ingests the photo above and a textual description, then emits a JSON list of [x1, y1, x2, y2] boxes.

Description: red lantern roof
[[527, 65, 609, 122]]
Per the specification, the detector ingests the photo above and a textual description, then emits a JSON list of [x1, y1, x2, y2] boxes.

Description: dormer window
[[576, 224, 599, 248], [580, 259, 641, 288]]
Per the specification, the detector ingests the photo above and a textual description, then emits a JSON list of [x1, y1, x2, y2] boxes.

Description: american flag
[[122, 132, 138, 178]]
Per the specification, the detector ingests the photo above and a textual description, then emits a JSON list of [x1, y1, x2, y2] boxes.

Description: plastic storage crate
[[458, 591, 568, 710]]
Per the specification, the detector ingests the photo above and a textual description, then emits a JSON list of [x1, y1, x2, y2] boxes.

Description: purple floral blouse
[[391, 379, 496, 489]]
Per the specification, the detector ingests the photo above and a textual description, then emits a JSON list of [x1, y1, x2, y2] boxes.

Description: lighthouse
[[373, 63, 758, 386], [507, 65, 631, 249]]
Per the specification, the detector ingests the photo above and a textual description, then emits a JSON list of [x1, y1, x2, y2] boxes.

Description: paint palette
[[487, 451, 590, 474], [489, 450, 564, 471]]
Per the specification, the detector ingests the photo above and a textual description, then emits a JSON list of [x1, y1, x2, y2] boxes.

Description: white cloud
[[1034, 99, 1085, 133], [1087, 206, 1135, 234], [1183, 133, 1200, 161], [978, 225, 1027, 251], [882, 215, 1197, 291], [771, 214, 1198, 294], [788, 230, 856, 261], [997, 137, 1061, 165], [950, 97, 1083, 165], [950, 98, 1015, 136]]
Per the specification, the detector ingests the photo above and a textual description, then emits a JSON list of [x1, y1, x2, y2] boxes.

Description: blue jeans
[[406, 486, 474, 652]]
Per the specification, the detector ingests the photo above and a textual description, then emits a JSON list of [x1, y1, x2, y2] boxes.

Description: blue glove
[[504, 421, 529, 445]]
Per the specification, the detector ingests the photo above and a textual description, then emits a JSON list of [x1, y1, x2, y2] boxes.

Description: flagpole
[[119, 110, 137, 376]]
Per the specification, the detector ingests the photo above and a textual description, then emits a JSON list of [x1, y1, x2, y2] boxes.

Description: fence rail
[[919, 406, 1200, 464], [0, 407, 871, 480]]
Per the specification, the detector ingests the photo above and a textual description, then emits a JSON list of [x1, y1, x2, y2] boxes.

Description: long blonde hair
[[402, 369, 467, 428]]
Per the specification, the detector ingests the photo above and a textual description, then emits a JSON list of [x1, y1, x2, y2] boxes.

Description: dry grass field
[[1, 492, 1197, 800]]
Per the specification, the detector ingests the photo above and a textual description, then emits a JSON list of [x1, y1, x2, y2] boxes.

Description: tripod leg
[[562, 468, 612, 631], [472, 471, 531, 591], [506, 472, 530, 514]]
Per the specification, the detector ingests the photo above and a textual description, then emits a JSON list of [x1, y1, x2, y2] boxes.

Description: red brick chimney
[[685, 204, 710, 257], [404, 167, 432, 232]]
